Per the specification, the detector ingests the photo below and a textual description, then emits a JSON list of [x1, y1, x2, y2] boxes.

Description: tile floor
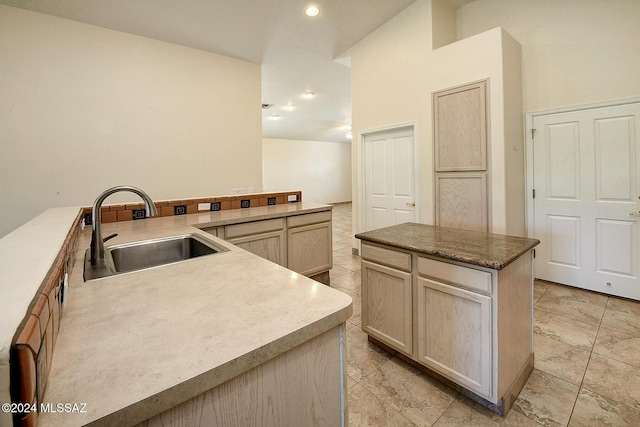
[[329, 203, 640, 427]]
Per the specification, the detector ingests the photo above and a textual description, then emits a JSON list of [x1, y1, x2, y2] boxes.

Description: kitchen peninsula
[[2, 201, 352, 427], [356, 223, 539, 415]]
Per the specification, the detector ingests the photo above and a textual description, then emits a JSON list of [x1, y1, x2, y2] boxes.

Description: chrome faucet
[[90, 185, 158, 265]]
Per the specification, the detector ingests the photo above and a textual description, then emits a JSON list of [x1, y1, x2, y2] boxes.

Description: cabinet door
[[435, 173, 488, 233], [433, 80, 487, 172], [227, 230, 287, 267], [361, 260, 412, 357], [287, 222, 332, 276], [416, 277, 492, 398]]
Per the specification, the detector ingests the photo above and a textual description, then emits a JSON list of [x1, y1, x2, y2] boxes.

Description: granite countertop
[[3, 203, 352, 427], [356, 223, 540, 270]]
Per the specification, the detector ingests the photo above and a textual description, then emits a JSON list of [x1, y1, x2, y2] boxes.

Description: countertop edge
[[93, 304, 353, 426], [356, 225, 540, 270]]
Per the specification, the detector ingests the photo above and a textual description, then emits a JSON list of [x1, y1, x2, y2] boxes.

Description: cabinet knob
[[406, 202, 416, 207]]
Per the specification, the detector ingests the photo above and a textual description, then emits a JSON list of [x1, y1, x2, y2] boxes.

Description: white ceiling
[[1, 0, 473, 143]]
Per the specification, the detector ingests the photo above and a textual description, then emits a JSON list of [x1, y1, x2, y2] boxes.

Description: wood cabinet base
[[137, 325, 347, 427], [368, 335, 533, 416]]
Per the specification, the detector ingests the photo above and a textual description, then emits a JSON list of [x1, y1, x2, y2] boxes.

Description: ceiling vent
[[261, 103, 274, 110]]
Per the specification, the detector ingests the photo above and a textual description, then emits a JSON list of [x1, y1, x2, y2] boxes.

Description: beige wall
[[349, 0, 524, 243], [0, 6, 262, 237], [457, 0, 640, 112], [262, 138, 351, 204]]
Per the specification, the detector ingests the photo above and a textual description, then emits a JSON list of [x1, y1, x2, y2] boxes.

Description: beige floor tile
[[600, 308, 640, 338], [583, 353, 640, 410], [534, 279, 552, 290], [334, 253, 363, 272], [348, 384, 416, 427], [535, 291, 605, 326], [545, 283, 609, 307], [593, 328, 640, 368], [569, 388, 640, 427], [533, 332, 590, 386], [344, 289, 362, 327], [533, 309, 599, 350], [606, 297, 640, 316], [512, 369, 580, 427], [359, 358, 457, 427], [330, 264, 354, 279], [346, 326, 393, 381], [434, 396, 542, 426], [533, 283, 547, 305], [332, 270, 362, 294], [334, 243, 356, 257]]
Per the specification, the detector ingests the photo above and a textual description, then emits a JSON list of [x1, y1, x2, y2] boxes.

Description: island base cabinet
[[416, 277, 492, 399], [361, 260, 413, 357], [136, 325, 347, 427]]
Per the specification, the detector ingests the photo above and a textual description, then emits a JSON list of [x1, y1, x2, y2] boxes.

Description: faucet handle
[[103, 233, 118, 243]]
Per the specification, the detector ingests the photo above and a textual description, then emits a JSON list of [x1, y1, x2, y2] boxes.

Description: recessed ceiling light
[[269, 114, 281, 120], [283, 103, 296, 111], [302, 91, 315, 99], [305, 6, 319, 17]]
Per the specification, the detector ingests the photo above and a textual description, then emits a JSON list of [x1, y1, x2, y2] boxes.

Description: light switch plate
[[198, 203, 211, 211], [288, 195, 298, 202]]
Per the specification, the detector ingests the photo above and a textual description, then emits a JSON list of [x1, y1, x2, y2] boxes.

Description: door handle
[[406, 202, 416, 207], [630, 211, 640, 216]]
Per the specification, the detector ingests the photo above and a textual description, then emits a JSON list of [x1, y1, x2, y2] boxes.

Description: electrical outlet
[[231, 188, 245, 195], [210, 202, 221, 211], [83, 213, 93, 225], [241, 199, 250, 208], [132, 209, 146, 220], [174, 205, 187, 215], [248, 187, 255, 193], [268, 197, 276, 205]]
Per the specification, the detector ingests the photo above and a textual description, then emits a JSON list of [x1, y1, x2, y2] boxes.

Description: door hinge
[[533, 189, 536, 199], [533, 249, 536, 258], [531, 128, 536, 139]]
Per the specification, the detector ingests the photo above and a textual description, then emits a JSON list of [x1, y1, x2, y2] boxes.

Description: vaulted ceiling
[[1, 0, 475, 143]]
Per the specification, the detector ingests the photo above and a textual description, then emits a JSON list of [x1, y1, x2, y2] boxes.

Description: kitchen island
[[355, 223, 539, 415], [3, 203, 352, 426]]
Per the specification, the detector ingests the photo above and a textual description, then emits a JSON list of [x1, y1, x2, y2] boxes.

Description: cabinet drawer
[[361, 243, 411, 272], [417, 257, 492, 294], [224, 218, 284, 239], [287, 210, 332, 228]]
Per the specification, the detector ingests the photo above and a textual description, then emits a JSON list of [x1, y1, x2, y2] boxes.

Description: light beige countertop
[[3, 203, 352, 426]]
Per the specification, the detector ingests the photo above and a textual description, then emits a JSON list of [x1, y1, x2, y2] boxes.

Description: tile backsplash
[[82, 191, 302, 225], [9, 209, 82, 426]]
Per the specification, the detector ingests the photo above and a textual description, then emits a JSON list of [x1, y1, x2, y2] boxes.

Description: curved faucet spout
[[90, 185, 158, 265]]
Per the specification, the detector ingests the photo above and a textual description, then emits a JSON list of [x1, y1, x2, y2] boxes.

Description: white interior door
[[363, 127, 417, 231], [533, 102, 640, 300]]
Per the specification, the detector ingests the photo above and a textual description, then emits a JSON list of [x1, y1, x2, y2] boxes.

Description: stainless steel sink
[[84, 234, 228, 281]]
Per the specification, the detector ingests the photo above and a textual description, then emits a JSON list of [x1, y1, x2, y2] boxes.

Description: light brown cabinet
[[360, 241, 533, 415], [224, 218, 287, 267], [416, 273, 492, 398], [202, 209, 333, 284], [360, 243, 412, 356], [433, 80, 489, 232], [287, 211, 332, 277]]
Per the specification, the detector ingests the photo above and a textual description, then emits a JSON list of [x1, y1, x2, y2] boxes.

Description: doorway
[[361, 126, 418, 233], [529, 101, 640, 300]]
